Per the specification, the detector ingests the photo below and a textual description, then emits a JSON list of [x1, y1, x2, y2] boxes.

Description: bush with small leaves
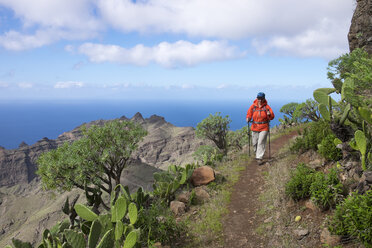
[[290, 120, 333, 153], [328, 190, 372, 246], [310, 169, 344, 210], [137, 201, 187, 247], [196, 112, 231, 155], [193, 145, 223, 166], [318, 134, 343, 161], [285, 163, 316, 201]]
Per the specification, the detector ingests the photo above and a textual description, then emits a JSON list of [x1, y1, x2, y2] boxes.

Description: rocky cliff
[[348, 0, 372, 54], [0, 113, 205, 246], [0, 113, 204, 187]]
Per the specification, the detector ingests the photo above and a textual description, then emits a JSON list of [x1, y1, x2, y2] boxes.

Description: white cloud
[[0, 0, 101, 30], [0, 30, 56, 50], [252, 18, 349, 59], [97, 0, 353, 41], [0, 0, 102, 50], [18, 82, 32, 88], [54, 81, 84, 89], [96, 0, 353, 58], [78, 40, 243, 68], [0, 28, 100, 51], [0, 0, 353, 57]]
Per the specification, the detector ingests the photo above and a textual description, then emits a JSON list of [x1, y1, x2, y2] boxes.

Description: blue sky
[[0, 0, 355, 102]]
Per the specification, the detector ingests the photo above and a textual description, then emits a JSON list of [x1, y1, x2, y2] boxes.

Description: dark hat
[[257, 92, 265, 99]]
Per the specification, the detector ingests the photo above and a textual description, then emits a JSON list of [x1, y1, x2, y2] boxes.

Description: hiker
[[246, 92, 275, 164]]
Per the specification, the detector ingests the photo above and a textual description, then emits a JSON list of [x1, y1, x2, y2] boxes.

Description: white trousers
[[252, 131, 268, 159]]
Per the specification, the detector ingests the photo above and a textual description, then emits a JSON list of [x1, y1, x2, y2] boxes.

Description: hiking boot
[[256, 158, 264, 165]]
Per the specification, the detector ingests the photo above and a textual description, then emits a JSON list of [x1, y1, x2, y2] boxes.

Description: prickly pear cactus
[[122, 230, 138, 248], [111, 196, 127, 222], [128, 203, 138, 225], [115, 221, 124, 241], [64, 230, 86, 248], [88, 219, 102, 248], [359, 107, 372, 125], [355, 130, 367, 170], [96, 229, 114, 248], [319, 104, 330, 121], [74, 204, 98, 222]]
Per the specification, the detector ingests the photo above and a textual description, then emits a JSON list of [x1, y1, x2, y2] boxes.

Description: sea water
[[0, 99, 286, 149]]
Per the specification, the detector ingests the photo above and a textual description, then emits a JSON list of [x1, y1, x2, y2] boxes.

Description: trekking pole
[[268, 121, 271, 160], [247, 121, 251, 157]]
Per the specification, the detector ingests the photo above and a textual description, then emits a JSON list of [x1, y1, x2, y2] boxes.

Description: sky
[[0, 0, 355, 102]]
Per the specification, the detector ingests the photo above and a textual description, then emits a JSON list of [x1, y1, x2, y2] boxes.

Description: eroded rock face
[[0, 138, 58, 187], [0, 113, 204, 187], [348, 0, 372, 54]]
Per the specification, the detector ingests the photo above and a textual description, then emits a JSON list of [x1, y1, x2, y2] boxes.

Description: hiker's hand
[[267, 111, 271, 116], [246, 119, 250, 124]]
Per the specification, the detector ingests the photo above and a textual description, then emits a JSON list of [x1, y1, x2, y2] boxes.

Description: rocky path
[[223, 131, 298, 248]]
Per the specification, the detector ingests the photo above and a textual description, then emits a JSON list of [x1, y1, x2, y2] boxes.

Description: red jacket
[[246, 99, 275, 132]]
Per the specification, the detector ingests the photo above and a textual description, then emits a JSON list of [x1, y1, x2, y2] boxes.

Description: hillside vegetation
[[4, 49, 372, 248]]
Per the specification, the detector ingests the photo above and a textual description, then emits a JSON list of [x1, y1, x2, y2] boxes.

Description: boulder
[[194, 187, 210, 204], [191, 166, 215, 186], [176, 192, 190, 204], [170, 201, 186, 216]]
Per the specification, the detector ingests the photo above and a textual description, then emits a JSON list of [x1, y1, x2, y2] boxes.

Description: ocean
[[0, 99, 286, 149]]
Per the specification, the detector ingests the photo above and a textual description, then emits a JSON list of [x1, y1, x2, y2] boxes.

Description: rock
[[305, 200, 317, 211], [293, 228, 309, 240], [363, 171, 372, 184], [18, 142, 28, 148], [170, 201, 186, 216], [349, 168, 361, 181], [309, 159, 323, 169], [191, 166, 215, 186], [348, 0, 372, 55], [320, 228, 341, 246], [176, 192, 190, 204], [194, 187, 210, 204]]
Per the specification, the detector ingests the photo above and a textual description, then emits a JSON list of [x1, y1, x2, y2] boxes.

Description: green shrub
[[328, 190, 372, 247], [285, 163, 316, 201], [318, 134, 343, 161], [290, 120, 333, 153], [310, 169, 344, 210], [226, 126, 249, 151], [137, 201, 186, 246], [195, 112, 231, 154], [193, 145, 224, 166], [153, 164, 195, 204]]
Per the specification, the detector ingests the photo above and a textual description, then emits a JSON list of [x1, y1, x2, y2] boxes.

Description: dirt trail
[[223, 131, 298, 248]]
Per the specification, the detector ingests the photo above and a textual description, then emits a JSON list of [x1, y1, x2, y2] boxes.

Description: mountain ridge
[[0, 112, 205, 187]]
